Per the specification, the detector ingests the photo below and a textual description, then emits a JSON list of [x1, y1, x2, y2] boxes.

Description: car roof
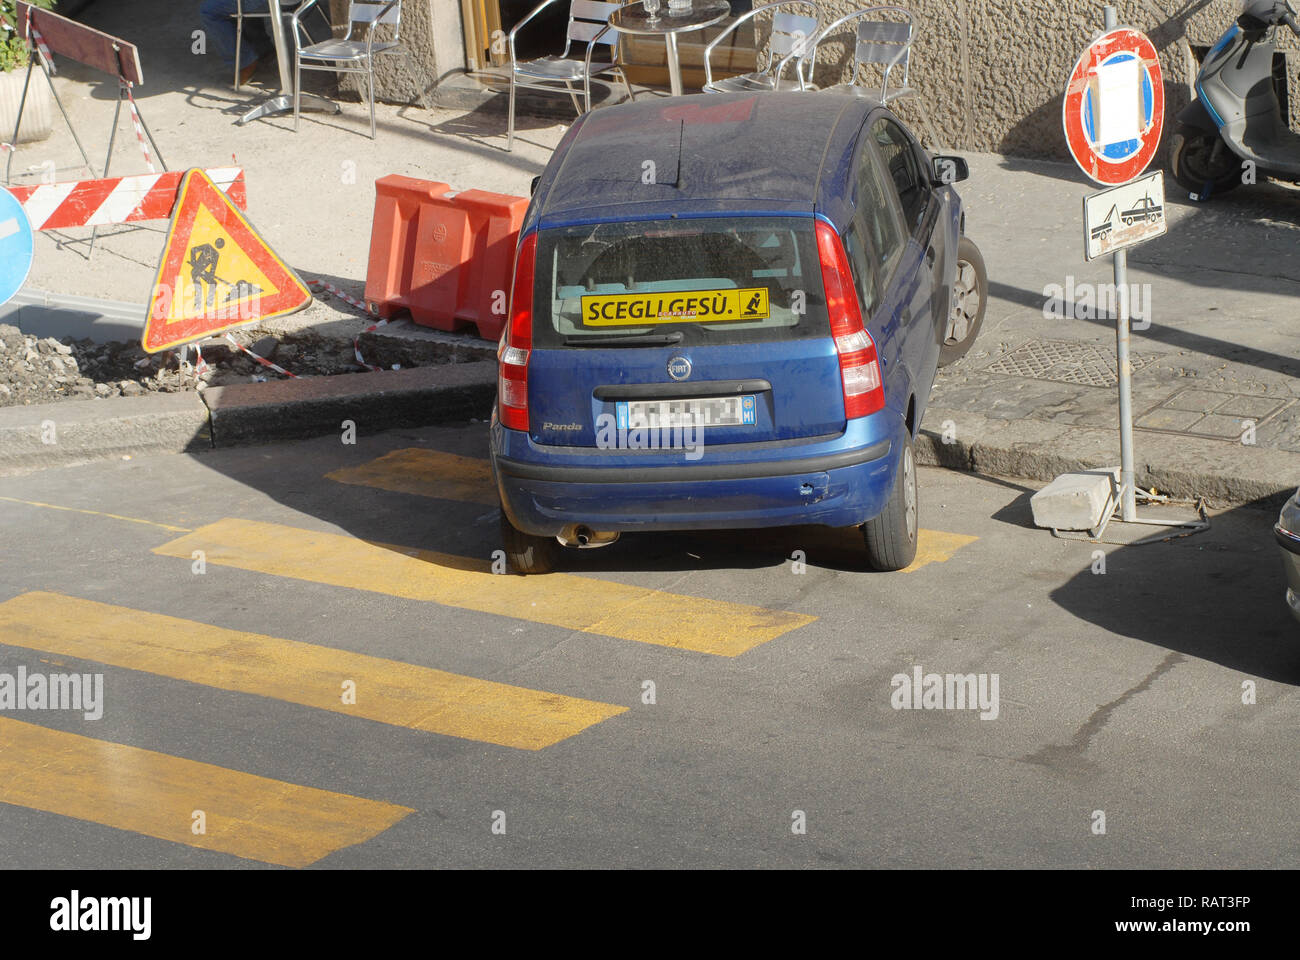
[[529, 92, 880, 229]]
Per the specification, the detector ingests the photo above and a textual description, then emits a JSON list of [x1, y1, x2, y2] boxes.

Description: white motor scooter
[[1169, 0, 1300, 198]]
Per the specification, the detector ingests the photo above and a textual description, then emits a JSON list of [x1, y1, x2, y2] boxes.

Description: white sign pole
[[1103, 4, 1138, 521]]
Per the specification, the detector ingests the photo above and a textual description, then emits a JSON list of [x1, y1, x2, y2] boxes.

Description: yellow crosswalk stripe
[[902, 529, 980, 573], [0, 591, 626, 750], [0, 717, 411, 868], [154, 518, 815, 656], [326, 449, 497, 505]]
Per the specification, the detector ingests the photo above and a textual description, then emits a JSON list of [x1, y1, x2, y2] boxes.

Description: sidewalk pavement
[[5, 0, 1300, 502]]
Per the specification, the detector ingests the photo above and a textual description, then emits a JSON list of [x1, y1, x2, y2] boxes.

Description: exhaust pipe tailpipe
[[556, 524, 620, 549]]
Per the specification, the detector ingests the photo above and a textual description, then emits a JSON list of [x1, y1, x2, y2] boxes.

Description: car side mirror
[[931, 156, 969, 185], [530, 175, 541, 196]]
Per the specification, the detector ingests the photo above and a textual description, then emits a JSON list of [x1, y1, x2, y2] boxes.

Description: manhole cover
[[986, 339, 1157, 388], [1136, 388, 1293, 441]]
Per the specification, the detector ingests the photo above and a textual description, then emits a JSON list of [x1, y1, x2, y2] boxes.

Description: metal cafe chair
[[291, 0, 425, 139], [232, 0, 331, 90], [798, 5, 914, 100], [506, 0, 632, 151], [702, 1, 821, 94]]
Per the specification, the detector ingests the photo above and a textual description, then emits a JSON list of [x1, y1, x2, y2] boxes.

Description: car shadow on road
[[188, 419, 933, 577], [1047, 496, 1300, 685], [188, 422, 1298, 677], [562, 524, 889, 576]]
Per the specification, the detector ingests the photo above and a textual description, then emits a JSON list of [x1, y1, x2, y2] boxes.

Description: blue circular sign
[[1080, 51, 1157, 162], [667, 356, 692, 381], [0, 187, 34, 306]]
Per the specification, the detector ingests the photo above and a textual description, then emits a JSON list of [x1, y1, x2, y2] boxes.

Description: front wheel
[[938, 236, 987, 367], [862, 430, 918, 571], [1169, 126, 1241, 197], [499, 509, 561, 574]]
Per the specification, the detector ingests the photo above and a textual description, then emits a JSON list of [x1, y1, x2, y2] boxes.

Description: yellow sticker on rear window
[[580, 288, 770, 326]]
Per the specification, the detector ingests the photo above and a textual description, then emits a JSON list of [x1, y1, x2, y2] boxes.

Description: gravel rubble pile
[[0, 324, 457, 408]]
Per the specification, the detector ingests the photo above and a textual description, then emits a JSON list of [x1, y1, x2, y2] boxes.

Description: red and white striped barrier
[[6, 167, 245, 230]]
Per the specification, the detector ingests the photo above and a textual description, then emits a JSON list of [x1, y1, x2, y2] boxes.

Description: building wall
[[327, 0, 465, 103], [335, 0, 1298, 161], [807, 0, 1299, 158]]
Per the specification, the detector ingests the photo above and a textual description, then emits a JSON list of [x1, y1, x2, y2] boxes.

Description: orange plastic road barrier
[[364, 176, 528, 341]]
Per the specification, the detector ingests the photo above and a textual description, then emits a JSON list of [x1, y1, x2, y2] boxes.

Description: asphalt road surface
[[0, 423, 1295, 869]]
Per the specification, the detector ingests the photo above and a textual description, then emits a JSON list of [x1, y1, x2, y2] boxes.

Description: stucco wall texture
[[326, 0, 450, 105], [333, 1, 1297, 162], [805, 0, 1299, 159]]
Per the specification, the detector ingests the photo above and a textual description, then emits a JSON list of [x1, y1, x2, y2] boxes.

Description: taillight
[[498, 232, 536, 432], [815, 220, 885, 419]]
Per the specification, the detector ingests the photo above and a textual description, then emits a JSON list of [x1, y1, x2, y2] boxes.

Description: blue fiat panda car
[[490, 92, 986, 573]]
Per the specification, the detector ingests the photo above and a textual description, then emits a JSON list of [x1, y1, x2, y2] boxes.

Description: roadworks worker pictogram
[[142, 168, 309, 353]]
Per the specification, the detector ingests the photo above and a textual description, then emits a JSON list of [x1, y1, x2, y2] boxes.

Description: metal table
[[609, 1, 731, 97], [237, 0, 339, 126]]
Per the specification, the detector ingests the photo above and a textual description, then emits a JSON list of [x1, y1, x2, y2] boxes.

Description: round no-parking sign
[[0, 186, 34, 306], [1063, 27, 1164, 185]]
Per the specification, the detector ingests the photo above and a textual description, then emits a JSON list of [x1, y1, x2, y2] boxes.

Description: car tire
[[1169, 126, 1241, 198], [938, 236, 987, 367], [863, 430, 919, 572], [500, 509, 561, 574]]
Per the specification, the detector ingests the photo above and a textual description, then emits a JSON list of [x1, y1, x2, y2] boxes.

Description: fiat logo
[[667, 356, 692, 381]]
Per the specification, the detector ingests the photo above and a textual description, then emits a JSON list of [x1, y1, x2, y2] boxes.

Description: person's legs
[[199, 0, 273, 68]]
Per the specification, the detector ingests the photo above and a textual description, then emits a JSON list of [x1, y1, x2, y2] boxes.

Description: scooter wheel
[[1169, 127, 1242, 198]]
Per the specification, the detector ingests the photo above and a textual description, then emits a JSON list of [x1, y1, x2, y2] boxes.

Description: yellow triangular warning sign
[[143, 169, 310, 352]]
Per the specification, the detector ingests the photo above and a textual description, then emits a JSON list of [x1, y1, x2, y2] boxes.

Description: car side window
[[854, 135, 907, 285], [871, 117, 927, 233]]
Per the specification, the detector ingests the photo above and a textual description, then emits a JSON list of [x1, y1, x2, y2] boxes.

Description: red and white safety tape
[[122, 81, 155, 174], [305, 279, 389, 372], [223, 332, 298, 379], [27, 19, 55, 75], [181, 281, 389, 382], [186, 338, 291, 382]]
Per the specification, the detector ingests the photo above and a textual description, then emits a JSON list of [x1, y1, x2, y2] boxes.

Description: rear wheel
[[863, 430, 918, 571], [499, 509, 561, 574], [938, 236, 987, 367], [1169, 126, 1241, 197]]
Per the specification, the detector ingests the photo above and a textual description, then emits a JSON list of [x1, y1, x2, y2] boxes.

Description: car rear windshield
[[531, 217, 830, 347]]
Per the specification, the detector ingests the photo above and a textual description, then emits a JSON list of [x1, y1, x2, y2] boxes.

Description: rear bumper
[[491, 416, 900, 535]]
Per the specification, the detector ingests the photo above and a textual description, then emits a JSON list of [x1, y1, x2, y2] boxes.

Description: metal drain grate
[[986, 339, 1156, 388]]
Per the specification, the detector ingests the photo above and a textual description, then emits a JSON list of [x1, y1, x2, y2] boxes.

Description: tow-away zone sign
[[1083, 170, 1167, 261]]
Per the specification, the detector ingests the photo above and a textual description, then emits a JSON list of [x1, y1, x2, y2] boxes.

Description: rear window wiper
[[563, 332, 684, 347]]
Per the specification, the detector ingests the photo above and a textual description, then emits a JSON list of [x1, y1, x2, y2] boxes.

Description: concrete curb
[[0, 362, 498, 476], [917, 406, 1297, 507], [202, 361, 498, 448], [0, 393, 211, 478], [2, 367, 1292, 506]]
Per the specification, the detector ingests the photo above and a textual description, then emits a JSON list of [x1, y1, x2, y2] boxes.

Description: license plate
[[616, 395, 757, 429]]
